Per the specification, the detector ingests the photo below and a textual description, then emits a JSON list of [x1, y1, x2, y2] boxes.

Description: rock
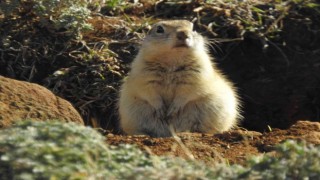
[[0, 76, 84, 128]]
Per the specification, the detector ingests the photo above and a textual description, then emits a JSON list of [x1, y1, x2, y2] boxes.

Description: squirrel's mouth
[[174, 43, 190, 48], [174, 39, 193, 48]]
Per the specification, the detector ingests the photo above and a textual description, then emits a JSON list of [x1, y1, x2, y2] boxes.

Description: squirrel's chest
[[140, 63, 201, 104], [147, 65, 193, 87]]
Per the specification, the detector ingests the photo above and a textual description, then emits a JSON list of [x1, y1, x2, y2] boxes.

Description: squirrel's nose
[[176, 31, 190, 41]]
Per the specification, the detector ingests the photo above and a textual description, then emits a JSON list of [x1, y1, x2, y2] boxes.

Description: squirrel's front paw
[[154, 107, 165, 119], [167, 104, 182, 116]]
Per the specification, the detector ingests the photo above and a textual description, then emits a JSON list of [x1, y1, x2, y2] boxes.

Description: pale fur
[[118, 20, 240, 137]]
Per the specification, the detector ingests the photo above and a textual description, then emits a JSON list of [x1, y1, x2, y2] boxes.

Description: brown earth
[[0, 75, 84, 128], [106, 121, 320, 165]]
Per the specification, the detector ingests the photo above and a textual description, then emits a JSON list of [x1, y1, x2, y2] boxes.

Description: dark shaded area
[[217, 13, 320, 131]]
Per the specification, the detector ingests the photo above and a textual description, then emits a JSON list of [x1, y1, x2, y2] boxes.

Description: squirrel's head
[[141, 20, 206, 55]]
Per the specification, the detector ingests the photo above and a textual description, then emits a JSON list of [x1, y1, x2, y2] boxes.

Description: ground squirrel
[[118, 20, 240, 137]]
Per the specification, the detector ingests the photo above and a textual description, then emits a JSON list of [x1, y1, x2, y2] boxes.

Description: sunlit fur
[[118, 20, 241, 137]]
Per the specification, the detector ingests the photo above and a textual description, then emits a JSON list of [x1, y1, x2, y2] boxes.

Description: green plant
[[106, 0, 122, 8], [244, 140, 320, 179], [102, 0, 130, 15], [0, 120, 110, 179]]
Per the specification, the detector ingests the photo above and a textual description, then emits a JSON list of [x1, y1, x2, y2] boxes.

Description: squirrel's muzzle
[[175, 30, 193, 48]]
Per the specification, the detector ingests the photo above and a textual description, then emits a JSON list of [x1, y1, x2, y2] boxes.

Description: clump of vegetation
[[0, 120, 150, 179], [0, 0, 92, 38], [244, 140, 320, 179], [0, 120, 319, 179]]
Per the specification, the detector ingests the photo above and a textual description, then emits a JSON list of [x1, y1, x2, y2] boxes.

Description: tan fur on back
[[118, 20, 241, 137]]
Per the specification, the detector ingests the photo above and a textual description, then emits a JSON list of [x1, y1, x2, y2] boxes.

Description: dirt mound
[[106, 121, 320, 165], [0, 76, 84, 127]]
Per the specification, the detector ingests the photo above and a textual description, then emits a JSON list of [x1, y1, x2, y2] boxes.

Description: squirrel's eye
[[156, 26, 165, 34]]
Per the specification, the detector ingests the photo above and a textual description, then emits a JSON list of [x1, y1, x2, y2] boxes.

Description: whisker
[[206, 38, 223, 54], [213, 37, 244, 43]]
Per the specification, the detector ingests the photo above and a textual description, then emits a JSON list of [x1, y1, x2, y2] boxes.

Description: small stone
[[107, 133, 114, 138]]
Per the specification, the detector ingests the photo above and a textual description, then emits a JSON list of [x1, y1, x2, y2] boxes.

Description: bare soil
[[106, 121, 320, 165]]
